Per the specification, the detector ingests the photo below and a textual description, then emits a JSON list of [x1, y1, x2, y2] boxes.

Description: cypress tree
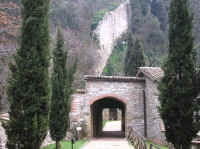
[[158, 0, 199, 149], [124, 33, 145, 76], [49, 29, 66, 149], [3, 0, 50, 149], [49, 29, 77, 149]]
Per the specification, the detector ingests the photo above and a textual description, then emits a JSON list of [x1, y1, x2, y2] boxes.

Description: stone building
[[70, 67, 165, 141]]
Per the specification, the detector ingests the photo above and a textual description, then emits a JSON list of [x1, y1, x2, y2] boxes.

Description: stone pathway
[[81, 138, 134, 149], [81, 121, 133, 149], [103, 121, 121, 131]]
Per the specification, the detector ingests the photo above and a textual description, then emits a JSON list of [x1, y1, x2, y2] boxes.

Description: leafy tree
[[103, 62, 114, 76], [158, 0, 199, 149], [124, 33, 145, 76], [103, 41, 127, 76], [49, 29, 77, 149], [3, 0, 51, 149]]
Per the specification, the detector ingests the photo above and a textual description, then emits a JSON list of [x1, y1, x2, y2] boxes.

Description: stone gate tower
[[70, 67, 165, 141]]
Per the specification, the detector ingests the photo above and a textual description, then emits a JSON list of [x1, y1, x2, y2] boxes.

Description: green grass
[[146, 140, 169, 149], [102, 120, 109, 128], [42, 140, 86, 149]]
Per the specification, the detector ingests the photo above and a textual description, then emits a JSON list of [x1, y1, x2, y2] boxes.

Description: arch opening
[[91, 97, 126, 138]]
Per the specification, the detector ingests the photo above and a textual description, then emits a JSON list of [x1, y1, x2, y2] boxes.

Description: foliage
[[103, 40, 127, 75], [147, 31, 165, 46], [129, 0, 144, 33], [90, 2, 121, 31], [42, 140, 85, 149], [90, 9, 107, 31], [49, 29, 69, 149], [140, 0, 149, 16], [103, 62, 114, 76], [151, 0, 168, 31], [102, 120, 109, 129], [145, 48, 167, 67], [129, 0, 169, 65], [158, 0, 200, 148], [108, 2, 120, 11], [50, 1, 80, 30], [124, 33, 145, 76], [146, 140, 169, 149], [3, 0, 50, 148]]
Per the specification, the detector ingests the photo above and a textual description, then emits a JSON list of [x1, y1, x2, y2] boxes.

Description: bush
[[90, 9, 107, 31]]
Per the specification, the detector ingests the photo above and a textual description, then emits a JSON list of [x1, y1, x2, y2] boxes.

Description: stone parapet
[[84, 75, 145, 82]]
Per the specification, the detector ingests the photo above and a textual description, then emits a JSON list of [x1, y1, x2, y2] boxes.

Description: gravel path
[[81, 121, 133, 149]]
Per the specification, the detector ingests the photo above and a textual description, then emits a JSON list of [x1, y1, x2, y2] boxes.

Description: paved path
[[81, 121, 133, 149], [103, 121, 121, 131], [81, 138, 134, 149]]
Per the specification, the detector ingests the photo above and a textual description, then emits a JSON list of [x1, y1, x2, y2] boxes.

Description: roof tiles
[[137, 67, 164, 81]]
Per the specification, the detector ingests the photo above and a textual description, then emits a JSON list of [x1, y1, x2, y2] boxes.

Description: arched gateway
[[91, 96, 126, 137], [70, 67, 165, 141]]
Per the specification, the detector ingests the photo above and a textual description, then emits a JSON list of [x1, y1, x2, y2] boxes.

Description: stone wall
[[0, 122, 6, 149], [70, 75, 167, 141], [145, 77, 165, 140], [92, 2, 129, 74]]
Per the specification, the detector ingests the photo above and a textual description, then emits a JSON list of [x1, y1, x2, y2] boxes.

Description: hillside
[[0, 1, 21, 111], [104, 0, 200, 75], [0, 0, 126, 111], [1, 0, 200, 75]]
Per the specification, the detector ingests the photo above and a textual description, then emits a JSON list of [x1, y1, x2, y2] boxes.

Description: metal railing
[[127, 127, 147, 149]]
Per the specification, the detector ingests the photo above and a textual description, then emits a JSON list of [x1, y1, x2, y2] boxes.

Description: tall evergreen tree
[[158, 0, 199, 149], [124, 33, 145, 76], [49, 29, 77, 149], [3, 0, 50, 149]]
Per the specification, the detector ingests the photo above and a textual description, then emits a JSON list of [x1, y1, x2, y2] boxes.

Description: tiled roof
[[137, 67, 164, 81]]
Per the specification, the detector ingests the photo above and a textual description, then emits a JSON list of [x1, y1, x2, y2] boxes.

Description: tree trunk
[[182, 144, 191, 149], [56, 141, 60, 149], [173, 143, 191, 149]]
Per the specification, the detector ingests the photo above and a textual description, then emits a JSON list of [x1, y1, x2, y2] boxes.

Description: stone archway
[[90, 96, 126, 138]]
